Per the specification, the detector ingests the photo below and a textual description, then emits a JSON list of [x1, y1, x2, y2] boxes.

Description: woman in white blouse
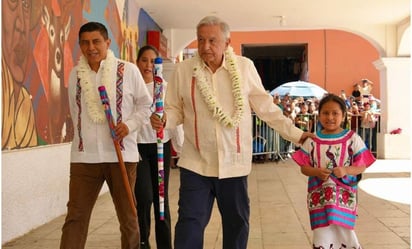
[[135, 45, 172, 249]]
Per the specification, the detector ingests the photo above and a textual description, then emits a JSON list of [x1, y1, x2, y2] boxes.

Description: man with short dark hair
[[60, 22, 152, 249]]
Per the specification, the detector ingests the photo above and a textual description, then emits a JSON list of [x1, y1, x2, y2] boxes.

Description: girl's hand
[[318, 168, 332, 181], [332, 167, 347, 178]]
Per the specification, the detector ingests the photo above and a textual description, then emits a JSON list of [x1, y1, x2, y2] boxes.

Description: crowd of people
[[267, 80, 380, 158], [252, 80, 380, 162]]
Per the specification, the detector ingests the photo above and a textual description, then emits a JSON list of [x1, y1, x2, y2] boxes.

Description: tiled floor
[[3, 159, 410, 249]]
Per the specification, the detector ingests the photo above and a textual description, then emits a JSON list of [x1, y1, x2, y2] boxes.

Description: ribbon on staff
[[153, 57, 165, 220], [98, 86, 137, 216]]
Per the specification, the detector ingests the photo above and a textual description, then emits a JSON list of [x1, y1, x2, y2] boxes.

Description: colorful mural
[[32, 0, 77, 145], [2, 0, 40, 150], [1, 0, 141, 150], [118, 0, 140, 63]]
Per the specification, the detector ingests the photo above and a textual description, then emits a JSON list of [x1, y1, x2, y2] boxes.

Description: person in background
[[360, 78, 373, 96], [351, 83, 362, 105], [307, 101, 318, 116], [348, 102, 361, 133], [273, 94, 283, 110], [292, 94, 375, 249], [150, 15, 314, 249], [283, 92, 291, 105], [291, 98, 301, 116], [280, 94, 290, 111], [296, 96, 305, 106], [360, 102, 377, 150], [339, 90, 351, 109], [307, 100, 318, 133], [295, 103, 312, 132], [60, 22, 152, 249], [280, 106, 295, 157], [369, 96, 380, 113], [135, 45, 173, 249]]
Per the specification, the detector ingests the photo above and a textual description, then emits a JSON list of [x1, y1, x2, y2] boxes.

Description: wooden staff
[[98, 86, 137, 216]]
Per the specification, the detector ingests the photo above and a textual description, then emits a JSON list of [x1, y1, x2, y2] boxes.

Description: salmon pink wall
[[187, 29, 380, 98], [323, 30, 380, 96]]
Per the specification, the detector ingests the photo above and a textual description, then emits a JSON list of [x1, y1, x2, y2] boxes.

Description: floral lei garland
[[193, 46, 244, 127], [77, 49, 116, 123]]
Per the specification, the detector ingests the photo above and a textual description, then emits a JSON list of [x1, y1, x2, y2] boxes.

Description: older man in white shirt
[[151, 16, 313, 249]]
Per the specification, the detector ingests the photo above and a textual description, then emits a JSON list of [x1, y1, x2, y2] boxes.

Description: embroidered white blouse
[[68, 57, 152, 163], [164, 54, 303, 178]]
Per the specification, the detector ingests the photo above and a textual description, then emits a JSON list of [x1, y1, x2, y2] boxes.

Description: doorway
[[242, 44, 308, 91]]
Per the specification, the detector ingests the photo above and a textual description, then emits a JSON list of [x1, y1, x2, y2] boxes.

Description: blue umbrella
[[270, 80, 328, 99]]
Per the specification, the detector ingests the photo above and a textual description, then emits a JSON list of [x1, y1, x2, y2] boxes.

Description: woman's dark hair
[[78, 22, 109, 41], [137, 45, 159, 61], [318, 93, 349, 129]]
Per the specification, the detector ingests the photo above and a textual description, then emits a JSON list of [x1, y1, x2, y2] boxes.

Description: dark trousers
[[60, 162, 139, 249], [135, 141, 172, 249], [174, 168, 250, 249]]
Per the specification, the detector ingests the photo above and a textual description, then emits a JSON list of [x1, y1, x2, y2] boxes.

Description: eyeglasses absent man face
[[197, 24, 230, 71]]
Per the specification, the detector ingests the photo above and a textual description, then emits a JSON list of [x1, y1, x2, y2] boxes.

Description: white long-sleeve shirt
[[68, 57, 152, 163], [165, 54, 303, 179]]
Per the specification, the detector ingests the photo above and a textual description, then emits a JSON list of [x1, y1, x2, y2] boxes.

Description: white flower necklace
[[193, 46, 244, 127], [77, 49, 116, 123]]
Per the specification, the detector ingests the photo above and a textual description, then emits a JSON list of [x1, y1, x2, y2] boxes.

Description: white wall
[[2, 144, 71, 243], [374, 57, 411, 159], [2, 144, 110, 243], [163, 28, 196, 60]]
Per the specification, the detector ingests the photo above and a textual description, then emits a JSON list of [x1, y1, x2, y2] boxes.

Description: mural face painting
[[1, 0, 142, 150], [2, 0, 38, 149]]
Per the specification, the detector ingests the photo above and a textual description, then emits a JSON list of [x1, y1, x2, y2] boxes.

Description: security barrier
[[251, 112, 379, 163]]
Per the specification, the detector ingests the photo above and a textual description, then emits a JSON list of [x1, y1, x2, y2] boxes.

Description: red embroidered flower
[[342, 190, 350, 204], [311, 192, 321, 206], [324, 187, 334, 201]]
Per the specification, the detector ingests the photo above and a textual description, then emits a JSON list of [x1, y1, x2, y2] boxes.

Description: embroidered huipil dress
[[292, 129, 375, 249]]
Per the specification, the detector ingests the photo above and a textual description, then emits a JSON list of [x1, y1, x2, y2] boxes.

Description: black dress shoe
[[140, 242, 151, 249]]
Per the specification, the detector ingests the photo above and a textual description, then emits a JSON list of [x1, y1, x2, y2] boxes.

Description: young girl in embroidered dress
[[292, 94, 375, 249]]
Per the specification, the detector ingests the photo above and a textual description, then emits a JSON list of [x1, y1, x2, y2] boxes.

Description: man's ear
[[225, 38, 231, 48]]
